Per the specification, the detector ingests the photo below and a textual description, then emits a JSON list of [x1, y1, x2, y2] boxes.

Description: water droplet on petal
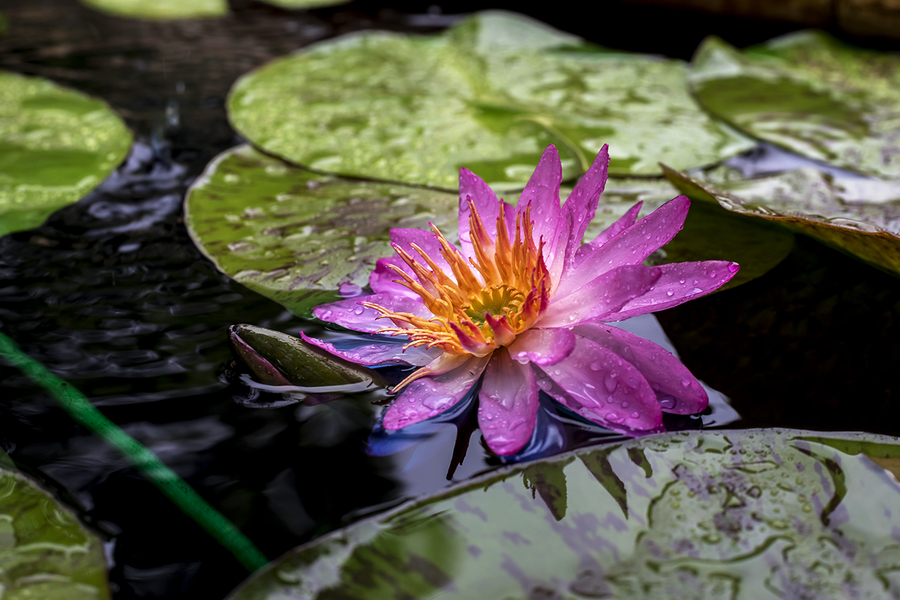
[[604, 374, 618, 393], [728, 263, 739, 273], [659, 395, 676, 409], [666, 290, 674, 297], [680, 378, 691, 387], [590, 361, 603, 371], [630, 411, 640, 419]]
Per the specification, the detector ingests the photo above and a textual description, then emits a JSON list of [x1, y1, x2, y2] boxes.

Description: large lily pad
[[227, 11, 752, 190], [0, 71, 131, 236], [187, 146, 792, 316], [229, 429, 900, 600], [79, 0, 228, 19], [663, 165, 900, 276], [0, 465, 110, 599], [185, 145, 459, 316], [689, 32, 900, 179], [79, 0, 346, 19], [259, 0, 350, 8]]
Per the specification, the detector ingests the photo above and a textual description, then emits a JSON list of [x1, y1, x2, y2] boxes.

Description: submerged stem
[[0, 331, 269, 573]]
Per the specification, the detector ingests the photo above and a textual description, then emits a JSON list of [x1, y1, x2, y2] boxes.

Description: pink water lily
[[307, 145, 738, 456]]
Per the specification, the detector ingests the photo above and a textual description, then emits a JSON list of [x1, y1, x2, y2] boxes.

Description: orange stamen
[[366, 200, 551, 383]]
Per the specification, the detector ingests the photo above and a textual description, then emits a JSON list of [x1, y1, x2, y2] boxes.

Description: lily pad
[[227, 11, 752, 189], [185, 145, 458, 316], [0, 465, 110, 599], [229, 429, 900, 600], [663, 165, 900, 276], [689, 32, 900, 179], [79, 0, 228, 19], [0, 71, 131, 236], [258, 0, 350, 8]]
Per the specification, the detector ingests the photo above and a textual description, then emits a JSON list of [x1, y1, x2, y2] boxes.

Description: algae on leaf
[[0, 466, 110, 599], [228, 429, 900, 600], [690, 32, 900, 179], [0, 71, 131, 236], [79, 0, 227, 19], [227, 11, 752, 189]]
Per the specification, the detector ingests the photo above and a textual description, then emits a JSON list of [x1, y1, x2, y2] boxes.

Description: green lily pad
[[79, 0, 228, 19], [258, 0, 350, 8], [0, 465, 110, 599], [229, 429, 900, 600], [227, 11, 753, 190], [187, 146, 791, 317], [0, 71, 131, 236], [185, 145, 459, 316], [689, 32, 900, 179], [663, 165, 900, 276]]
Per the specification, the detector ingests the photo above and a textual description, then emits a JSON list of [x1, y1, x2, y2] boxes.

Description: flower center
[[363, 200, 550, 358]]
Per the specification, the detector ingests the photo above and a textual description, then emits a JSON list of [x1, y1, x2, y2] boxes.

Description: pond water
[[1, 1, 899, 599]]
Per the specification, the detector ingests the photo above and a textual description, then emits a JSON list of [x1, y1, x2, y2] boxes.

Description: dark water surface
[[1, 1, 899, 599]]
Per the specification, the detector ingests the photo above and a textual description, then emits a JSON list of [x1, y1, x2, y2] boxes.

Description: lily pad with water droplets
[[226, 11, 753, 190], [228, 429, 900, 600], [79, 0, 228, 19], [689, 32, 900, 179], [185, 145, 459, 316], [0, 70, 131, 236], [663, 165, 900, 276], [0, 465, 110, 599]]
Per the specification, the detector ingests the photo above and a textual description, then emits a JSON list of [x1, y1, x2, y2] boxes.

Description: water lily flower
[[305, 145, 738, 456]]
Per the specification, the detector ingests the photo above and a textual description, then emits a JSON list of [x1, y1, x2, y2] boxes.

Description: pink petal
[[557, 195, 690, 298], [383, 355, 489, 430], [573, 324, 708, 414], [458, 168, 510, 259], [478, 348, 540, 456], [388, 228, 453, 275], [538, 265, 662, 328], [574, 201, 643, 268], [312, 293, 430, 333], [563, 145, 609, 268], [607, 261, 739, 322], [538, 335, 663, 432], [517, 146, 565, 272], [368, 257, 418, 298], [299, 332, 438, 367], [507, 327, 576, 366]]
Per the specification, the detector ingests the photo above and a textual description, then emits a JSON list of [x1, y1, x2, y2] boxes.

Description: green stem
[[0, 331, 269, 572]]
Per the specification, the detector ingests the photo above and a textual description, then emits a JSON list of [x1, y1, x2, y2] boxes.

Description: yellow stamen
[[367, 200, 551, 386]]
